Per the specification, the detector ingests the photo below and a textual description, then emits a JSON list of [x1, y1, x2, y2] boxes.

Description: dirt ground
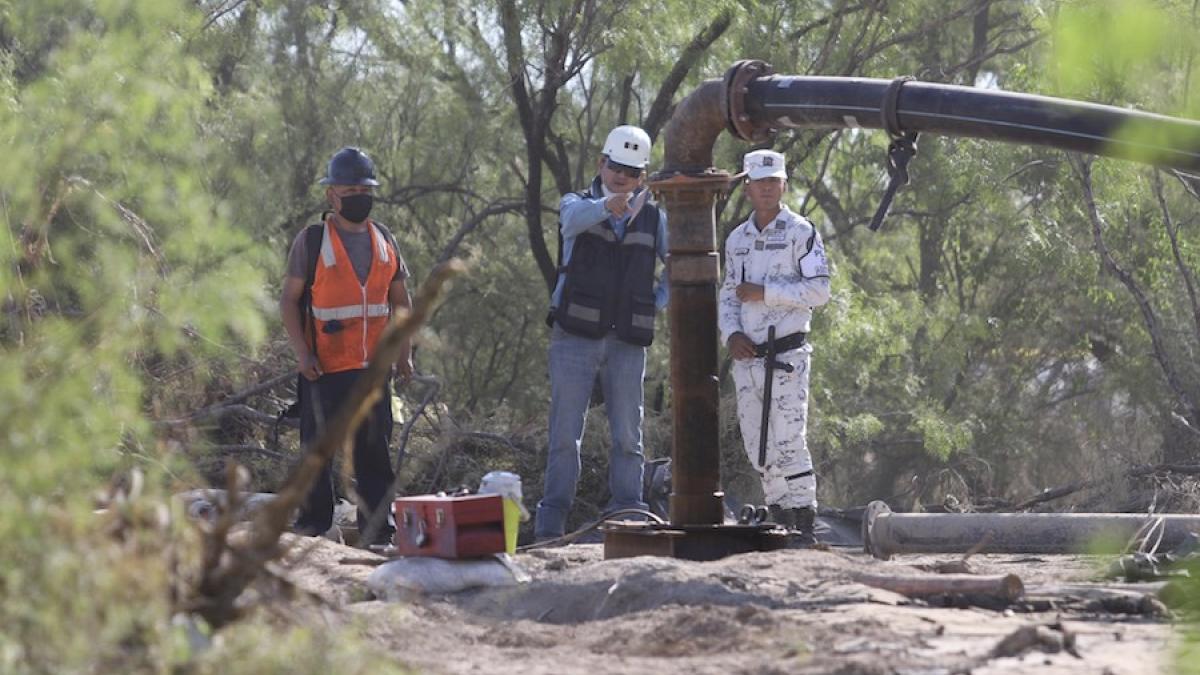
[[259, 533, 1189, 674]]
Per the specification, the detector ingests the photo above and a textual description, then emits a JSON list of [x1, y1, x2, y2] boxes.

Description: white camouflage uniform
[[718, 204, 831, 509]]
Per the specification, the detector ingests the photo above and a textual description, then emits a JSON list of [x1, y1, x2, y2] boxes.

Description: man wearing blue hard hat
[[279, 146, 413, 545]]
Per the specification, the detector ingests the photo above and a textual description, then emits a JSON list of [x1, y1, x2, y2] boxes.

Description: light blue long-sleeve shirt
[[550, 186, 670, 311]]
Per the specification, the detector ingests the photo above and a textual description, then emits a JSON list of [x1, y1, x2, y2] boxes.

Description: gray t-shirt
[[286, 221, 409, 285]]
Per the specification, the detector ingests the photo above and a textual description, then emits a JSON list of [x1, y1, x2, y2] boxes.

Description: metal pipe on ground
[[864, 501, 1200, 560]]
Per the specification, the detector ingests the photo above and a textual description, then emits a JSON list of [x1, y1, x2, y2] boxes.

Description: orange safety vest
[[308, 219, 399, 374]]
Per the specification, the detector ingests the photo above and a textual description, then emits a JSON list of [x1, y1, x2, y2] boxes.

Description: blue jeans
[[534, 325, 649, 538]]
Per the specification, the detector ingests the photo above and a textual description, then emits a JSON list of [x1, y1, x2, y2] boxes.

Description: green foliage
[[0, 0, 373, 671], [914, 404, 974, 461], [191, 617, 414, 675], [1052, 0, 1194, 108], [4, 0, 1200, 669], [1174, 562, 1200, 673]]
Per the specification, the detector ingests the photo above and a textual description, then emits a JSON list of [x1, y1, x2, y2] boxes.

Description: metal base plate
[[601, 520, 790, 561]]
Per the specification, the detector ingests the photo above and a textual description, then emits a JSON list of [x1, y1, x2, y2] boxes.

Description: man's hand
[[727, 332, 757, 361], [298, 351, 322, 381], [395, 356, 414, 386], [605, 193, 631, 218], [735, 282, 765, 303]]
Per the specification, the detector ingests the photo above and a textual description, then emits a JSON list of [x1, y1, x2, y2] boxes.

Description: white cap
[[743, 149, 787, 180], [602, 125, 652, 168]]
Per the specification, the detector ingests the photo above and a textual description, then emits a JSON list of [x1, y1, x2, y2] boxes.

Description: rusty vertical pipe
[[650, 79, 731, 526], [649, 62, 775, 526]]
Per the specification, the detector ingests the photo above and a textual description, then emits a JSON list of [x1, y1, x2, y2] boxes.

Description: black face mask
[[338, 193, 374, 223]]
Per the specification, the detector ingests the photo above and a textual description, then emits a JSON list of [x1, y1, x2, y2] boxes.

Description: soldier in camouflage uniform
[[718, 149, 831, 545]]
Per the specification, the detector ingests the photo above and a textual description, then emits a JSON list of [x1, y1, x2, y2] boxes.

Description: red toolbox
[[392, 493, 505, 558]]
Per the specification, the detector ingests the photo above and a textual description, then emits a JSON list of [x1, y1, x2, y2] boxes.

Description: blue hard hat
[[319, 146, 380, 186]]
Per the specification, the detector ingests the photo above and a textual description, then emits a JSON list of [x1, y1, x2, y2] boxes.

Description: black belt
[[753, 331, 807, 358]]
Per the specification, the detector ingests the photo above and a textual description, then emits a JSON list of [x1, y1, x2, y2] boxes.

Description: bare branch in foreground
[[180, 260, 466, 629]]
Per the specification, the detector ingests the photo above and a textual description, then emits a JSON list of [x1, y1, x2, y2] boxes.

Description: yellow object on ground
[[479, 471, 529, 555]]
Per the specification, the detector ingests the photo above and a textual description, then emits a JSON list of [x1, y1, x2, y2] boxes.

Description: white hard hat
[[602, 125, 652, 168], [743, 149, 787, 180]]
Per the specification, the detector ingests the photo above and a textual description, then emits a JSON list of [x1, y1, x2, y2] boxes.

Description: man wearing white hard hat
[[718, 149, 832, 546], [534, 125, 669, 541]]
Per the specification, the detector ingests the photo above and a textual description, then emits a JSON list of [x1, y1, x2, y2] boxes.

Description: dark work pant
[[293, 369, 395, 542]]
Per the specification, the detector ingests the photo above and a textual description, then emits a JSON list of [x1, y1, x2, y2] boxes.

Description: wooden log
[[853, 572, 1024, 602]]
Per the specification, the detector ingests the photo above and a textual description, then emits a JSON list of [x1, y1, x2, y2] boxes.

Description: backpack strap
[[300, 222, 324, 356], [370, 221, 402, 265]]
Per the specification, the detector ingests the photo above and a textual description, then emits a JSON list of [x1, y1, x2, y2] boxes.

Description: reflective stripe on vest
[[622, 231, 655, 248], [584, 224, 654, 248], [585, 224, 618, 242], [566, 304, 601, 322], [311, 303, 391, 321], [310, 220, 398, 374], [631, 314, 655, 330]]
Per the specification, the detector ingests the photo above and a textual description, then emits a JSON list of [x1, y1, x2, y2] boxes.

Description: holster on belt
[[753, 330, 806, 357]]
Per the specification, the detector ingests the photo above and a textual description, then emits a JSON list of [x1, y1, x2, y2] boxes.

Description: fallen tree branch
[[157, 372, 295, 427], [180, 260, 466, 629], [457, 430, 524, 450], [200, 444, 291, 462], [1129, 463, 1200, 477], [208, 372, 294, 408], [984, 462, 1200, 514], [853, 572, 1024, 602], [1010, 480, 1095, 511], [159, 404, 296, 429]]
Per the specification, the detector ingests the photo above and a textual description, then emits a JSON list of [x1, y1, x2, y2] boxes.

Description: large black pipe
[[740, 74, 1200, 172]]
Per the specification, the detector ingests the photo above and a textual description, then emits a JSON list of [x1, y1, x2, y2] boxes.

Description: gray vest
[[554, 177, 660, 346]]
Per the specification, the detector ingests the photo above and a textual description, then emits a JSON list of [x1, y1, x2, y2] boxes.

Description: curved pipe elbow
[[660, 79, 728, 175]]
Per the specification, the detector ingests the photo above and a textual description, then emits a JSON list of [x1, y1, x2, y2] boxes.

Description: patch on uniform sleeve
[[812, 249, 830, 276], [802, 240, 830, 277]]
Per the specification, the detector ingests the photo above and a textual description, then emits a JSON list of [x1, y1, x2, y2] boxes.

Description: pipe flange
[[724, 59, 775, 142], [862, 500, 893, 560], [648, 167, 733, 182], [649, 170, 736, 207], [648, 168, 734, 191]]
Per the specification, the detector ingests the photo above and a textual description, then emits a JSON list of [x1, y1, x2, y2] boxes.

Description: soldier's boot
[[767, 504, 793, 529], [788, 506, 817, 548]]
